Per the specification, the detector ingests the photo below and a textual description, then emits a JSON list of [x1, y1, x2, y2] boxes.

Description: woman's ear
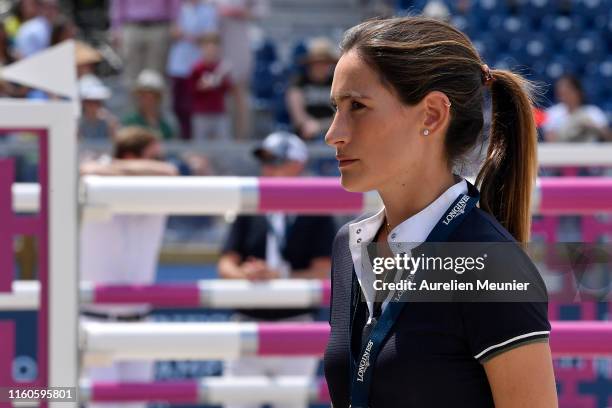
[[422, 91, 452, 135]]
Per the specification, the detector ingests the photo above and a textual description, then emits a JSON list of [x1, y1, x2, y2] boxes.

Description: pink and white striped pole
[[82, 321, 612, 360], [81, 176, 612, 215], [82, 377, 331, 404], [0, 280, 332, 311]]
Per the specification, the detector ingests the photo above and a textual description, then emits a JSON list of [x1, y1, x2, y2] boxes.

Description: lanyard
[[349, 182, 480, 408]]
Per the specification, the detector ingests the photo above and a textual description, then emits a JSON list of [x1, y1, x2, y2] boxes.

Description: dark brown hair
[[113, 126, 159, 159], [341, 16, 538, 243]]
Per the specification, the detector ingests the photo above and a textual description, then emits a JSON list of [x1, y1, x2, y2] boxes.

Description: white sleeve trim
[[473, 330, 550, 360]]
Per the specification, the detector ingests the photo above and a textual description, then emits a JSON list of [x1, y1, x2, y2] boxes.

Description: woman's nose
[[325, 115, 348, 147]]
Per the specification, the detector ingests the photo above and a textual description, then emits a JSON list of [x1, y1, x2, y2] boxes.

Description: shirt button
[[357, 238, 362, 243], [391, 233, 397, 239], [356, 228, 361, 234]]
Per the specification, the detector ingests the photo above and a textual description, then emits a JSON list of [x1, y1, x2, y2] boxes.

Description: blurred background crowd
[[1, 0, 610, 245]]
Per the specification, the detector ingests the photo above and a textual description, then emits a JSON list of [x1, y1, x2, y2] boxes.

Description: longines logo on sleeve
[[356, 340, 374, 382], [442, 195, 470, 226]]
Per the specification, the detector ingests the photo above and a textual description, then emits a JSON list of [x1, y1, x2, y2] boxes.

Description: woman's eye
[[351, 101, 365, 110]]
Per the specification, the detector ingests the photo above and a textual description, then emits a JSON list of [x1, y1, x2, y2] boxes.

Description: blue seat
[[545, 57, 578, 81], [542, 15, 584, 46], [471, 36, 499, 63], [575, 0, 608, 21], [489, 15, 531, 46], [521, 0, 558, 27], [524, 34, 553, 61], [582, 76, 606, 104], [562, 32, 607, 62], [597, 59, 612, 96], [508, 37, 530, 63], [251, 67, 277, 102], [473, 0, 509, 16], [288, 40, 308, 77], [254, 39, 278, 65]]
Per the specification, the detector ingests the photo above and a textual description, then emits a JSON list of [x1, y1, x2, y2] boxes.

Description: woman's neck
[[378, 170, 457, 231]]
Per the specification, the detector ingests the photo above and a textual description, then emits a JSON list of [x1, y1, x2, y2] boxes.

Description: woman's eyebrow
[[330, 91, 370, 104]]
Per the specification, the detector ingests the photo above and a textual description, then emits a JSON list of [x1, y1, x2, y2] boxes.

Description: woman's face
[[555, 78, 582, 108], [20, 0, 38, 21], [325, 50, 429, 192]]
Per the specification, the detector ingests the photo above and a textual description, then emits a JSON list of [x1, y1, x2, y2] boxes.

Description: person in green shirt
[[122, 69, 176, 140]]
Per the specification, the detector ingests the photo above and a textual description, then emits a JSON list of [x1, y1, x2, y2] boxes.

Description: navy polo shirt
[[323, 208, 551, 407], [222, 215, 336, 319]]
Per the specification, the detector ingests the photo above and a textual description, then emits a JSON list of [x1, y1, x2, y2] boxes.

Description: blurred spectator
[[218, 131, 336, 408], [286, 37, 337, 141], [110, 0, 181, 86], [49, 14, 77, 45], [123, 69, 176, 140], [0, 24, 13, 65], [456, 0, 472, 14], [3, 0, 38, 44], [167, 0, 219, 140], [80, 127, 176, 408], [0, 25, 28, 98], [543, 75, 610, 142], [78, 75, 119, 141], [189, 33, 234, 140], [75, 40, 103, 78], [80, 126, 177, 176], [14, 0, 60, 59], [214, 0, 269, 139]]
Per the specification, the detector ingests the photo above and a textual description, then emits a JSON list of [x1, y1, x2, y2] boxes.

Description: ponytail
[[475, 70, 538, 244]]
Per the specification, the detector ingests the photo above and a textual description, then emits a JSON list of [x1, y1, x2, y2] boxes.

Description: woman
[[323, 17, 557, 407], [286, 37, 338, 140], [543, 74, 610, 143]]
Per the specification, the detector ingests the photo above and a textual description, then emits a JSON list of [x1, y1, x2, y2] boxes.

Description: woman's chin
[[339, 173, 370, 193]]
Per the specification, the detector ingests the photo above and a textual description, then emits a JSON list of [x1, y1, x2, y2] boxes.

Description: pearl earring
[[423, 129, 430, 136]]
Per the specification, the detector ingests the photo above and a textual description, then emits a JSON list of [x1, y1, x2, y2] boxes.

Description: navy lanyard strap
[[349, 184, 480, 408]]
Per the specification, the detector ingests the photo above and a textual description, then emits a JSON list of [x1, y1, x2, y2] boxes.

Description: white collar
[[347, 177, 469, 319]]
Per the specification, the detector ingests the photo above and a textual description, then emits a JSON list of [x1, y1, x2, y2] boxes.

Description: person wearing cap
[[75, 40, 103, 78], [217, 131, 337, 408], [122, 69, 176, 140], [78, 74, 119, 141], [286, 37, 338, 140]]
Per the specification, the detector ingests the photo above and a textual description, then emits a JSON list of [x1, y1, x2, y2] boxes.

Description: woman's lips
[[338, 159, 358, 167]]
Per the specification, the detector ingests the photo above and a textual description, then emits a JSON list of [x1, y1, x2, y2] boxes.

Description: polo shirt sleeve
[[461, 300, 550, 363], [221, 216, 247, 257]]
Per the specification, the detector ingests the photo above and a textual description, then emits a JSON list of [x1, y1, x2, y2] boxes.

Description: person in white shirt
[[80, 127, 177, 408], [543, 74, 610, 143], [14, 0, 59, 58]]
